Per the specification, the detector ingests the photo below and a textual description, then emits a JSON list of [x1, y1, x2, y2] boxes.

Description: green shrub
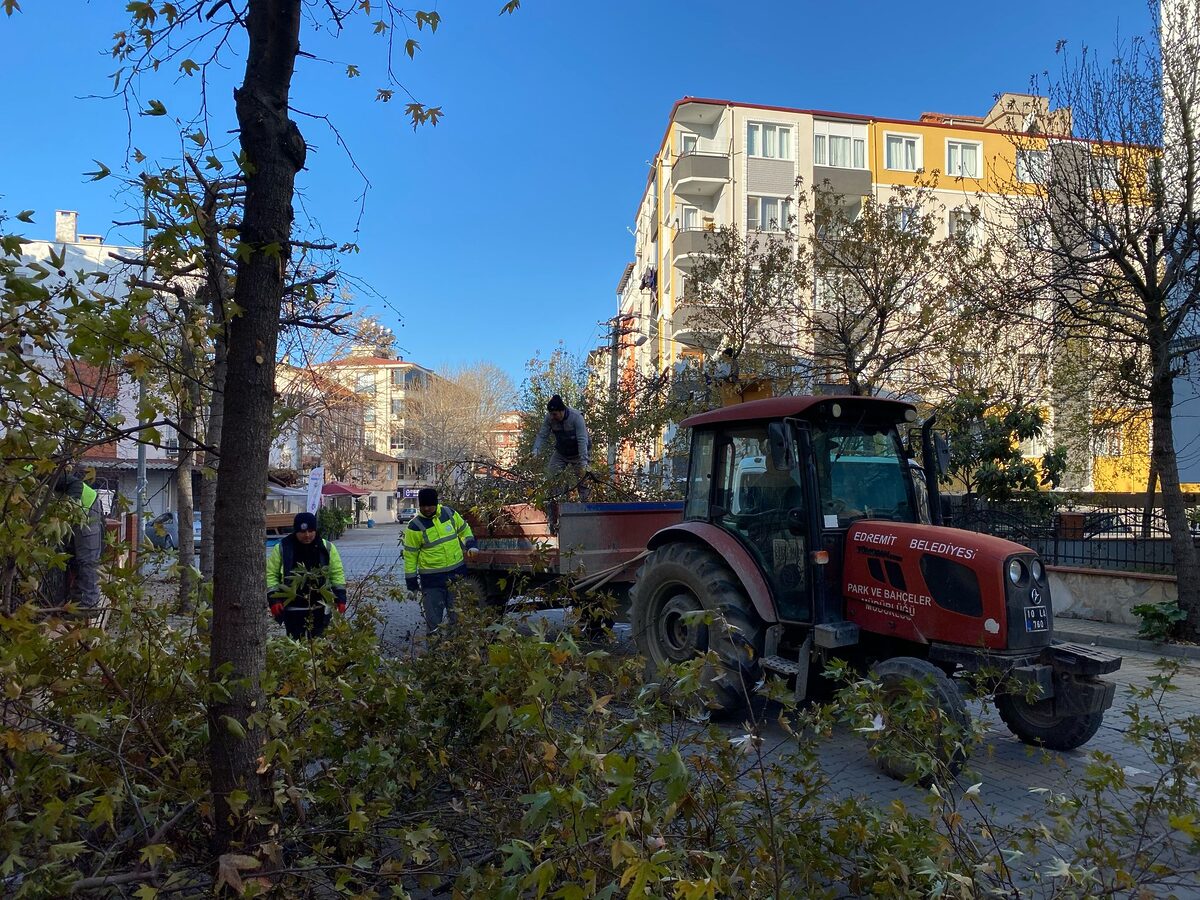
[[2, 569, 1197, 897], [1132, 600, 1188, 641], [316, 505, 352, 540]]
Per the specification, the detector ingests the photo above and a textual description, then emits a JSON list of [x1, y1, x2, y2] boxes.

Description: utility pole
[[606, 316, 647, 472], [134, 193, 149, 563], [607, 320, 620, 472]]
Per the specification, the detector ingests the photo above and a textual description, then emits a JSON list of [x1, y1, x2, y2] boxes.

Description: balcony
[[672, 228, 712, 270], [670, 151, 730, 197]]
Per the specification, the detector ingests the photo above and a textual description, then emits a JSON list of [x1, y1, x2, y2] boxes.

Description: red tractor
[[630, 395, 1120, 761]]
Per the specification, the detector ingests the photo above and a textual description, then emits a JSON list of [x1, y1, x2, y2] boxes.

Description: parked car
[[144, 511, 203, 550], [397, 507, 418, 523]]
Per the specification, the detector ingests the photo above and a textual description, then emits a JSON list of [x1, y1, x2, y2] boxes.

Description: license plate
[[1024, 605, 1048, 633]]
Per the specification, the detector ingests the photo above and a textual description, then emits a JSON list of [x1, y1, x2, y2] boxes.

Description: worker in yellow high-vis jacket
[[403, 487, 477, 630]]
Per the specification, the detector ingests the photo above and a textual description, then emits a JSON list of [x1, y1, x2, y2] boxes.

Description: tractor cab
[[682, 395, 921, 624]]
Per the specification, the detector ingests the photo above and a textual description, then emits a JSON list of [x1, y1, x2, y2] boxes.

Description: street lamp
[[607, 316, 648, 471]]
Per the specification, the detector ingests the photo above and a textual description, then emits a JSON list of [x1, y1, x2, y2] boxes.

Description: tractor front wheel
[[995, 692, 1103, 751], [630, 542, 763, 713], [872, 656, 970, 782]]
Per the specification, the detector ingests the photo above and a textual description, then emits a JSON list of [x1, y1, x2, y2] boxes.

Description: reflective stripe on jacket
[[403, 504, 476, 588]]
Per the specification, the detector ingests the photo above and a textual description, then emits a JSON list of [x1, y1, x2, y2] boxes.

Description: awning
[[267, 483, 308, 500], [321, 481, 372, 497]]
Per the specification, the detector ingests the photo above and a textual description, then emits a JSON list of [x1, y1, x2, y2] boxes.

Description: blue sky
[[0, 1, 1152, 387]]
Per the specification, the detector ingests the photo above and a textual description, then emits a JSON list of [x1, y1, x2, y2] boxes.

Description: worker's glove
[[405, 578, 419, 593], [269, 602, 285, 621], [336, 601, 347, 615]]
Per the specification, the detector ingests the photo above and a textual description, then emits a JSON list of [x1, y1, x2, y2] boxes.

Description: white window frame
[[945, 138, 983, 179], [813, 121, 868, 170], [948, 207, 980, 243], [747, 121, 793, 160], [884, 132, 922, 172], [1016, 148, 1050, 184], [747, 194, 793, 232], [680, 204, 700, 231], [680, 132, 698, 155]]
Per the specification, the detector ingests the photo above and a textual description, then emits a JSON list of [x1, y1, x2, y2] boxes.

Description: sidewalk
[[1054, 615, 1200, 661]]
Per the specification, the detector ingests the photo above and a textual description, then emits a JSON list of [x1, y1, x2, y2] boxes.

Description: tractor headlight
[[1030, 559, 1045, 582], [1007, 558, 1026, 585]]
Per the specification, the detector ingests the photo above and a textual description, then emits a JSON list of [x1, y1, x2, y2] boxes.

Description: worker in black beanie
[[403, 487, 478, 631], [266, 510, 348, 638], [531, 394, 591, 501]]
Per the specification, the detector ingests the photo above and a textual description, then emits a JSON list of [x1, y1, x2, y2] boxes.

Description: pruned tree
[[682, 222, 811, 401], [983, 0, 1200, 636], [809, 180, 987, 398]]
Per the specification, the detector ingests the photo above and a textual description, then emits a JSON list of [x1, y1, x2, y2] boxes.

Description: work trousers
[[421, 584, 457, 632], [547, 452, 590, 501], [68, 503, 104, 610]]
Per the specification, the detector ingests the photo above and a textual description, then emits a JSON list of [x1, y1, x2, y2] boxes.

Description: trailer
[[462, 501, 684, 606]]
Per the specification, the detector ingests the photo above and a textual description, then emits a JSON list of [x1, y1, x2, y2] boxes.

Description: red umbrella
[[320, 481, 372, 497]]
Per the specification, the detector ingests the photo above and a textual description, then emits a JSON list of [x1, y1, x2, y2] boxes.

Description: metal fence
[[943, 494, 1198, 575]]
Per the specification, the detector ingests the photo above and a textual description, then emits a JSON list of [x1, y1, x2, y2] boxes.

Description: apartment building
[[617, 94, 1157, 490], [316, 348, 435, 503]]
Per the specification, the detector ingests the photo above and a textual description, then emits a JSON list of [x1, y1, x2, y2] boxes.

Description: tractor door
[[711, 423, 812, 622]]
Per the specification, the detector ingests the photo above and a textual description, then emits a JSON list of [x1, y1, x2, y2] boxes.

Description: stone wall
[[1048, 565, 1178, 625]]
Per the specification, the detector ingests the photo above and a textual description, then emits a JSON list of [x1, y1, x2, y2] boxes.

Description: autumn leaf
[[215, 853, 260, 894]]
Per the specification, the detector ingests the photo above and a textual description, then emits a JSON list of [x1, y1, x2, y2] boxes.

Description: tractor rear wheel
[[872, 656, 970, 782], [995, 693, 1103, 751], [630, 542, 764, 713]]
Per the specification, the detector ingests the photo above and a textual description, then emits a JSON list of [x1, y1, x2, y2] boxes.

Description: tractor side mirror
[[786, 506, 806, 535], [767, 421, 793, 471]]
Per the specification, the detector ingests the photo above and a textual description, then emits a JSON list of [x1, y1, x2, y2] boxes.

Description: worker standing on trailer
[[532, 394, 591, 501]]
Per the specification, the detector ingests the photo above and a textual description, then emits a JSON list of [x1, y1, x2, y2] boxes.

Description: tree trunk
[[209, 0, 304, 852], [176, 302, 200, 611], [1140, 460, 1158, 541], [1148, 376, 1200, 640], [199, 332, 225, 580]]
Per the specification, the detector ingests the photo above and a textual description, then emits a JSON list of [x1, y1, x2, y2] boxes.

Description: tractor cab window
[[684, 430, 716, 520], [811, 421, 916, 528]]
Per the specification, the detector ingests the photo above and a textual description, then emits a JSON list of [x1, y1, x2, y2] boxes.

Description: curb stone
[[1055, 626, 1200, 661]]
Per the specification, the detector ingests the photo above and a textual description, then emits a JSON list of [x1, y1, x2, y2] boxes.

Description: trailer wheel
[[872, 657, 970, 782], [995, 693, 1102, 751], [631, 543, 763, 713]]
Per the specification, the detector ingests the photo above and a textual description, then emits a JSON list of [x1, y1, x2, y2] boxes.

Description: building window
[[1092, 428, 1123, 458], [1016, 149, 1050, 184], [946, 139, 982, 178], [747, 122, 792, 160], [894, 206, 920, 232], [680, 132, 698, 155], [390, 369, 405, 387], [813, 120, 868, 170], [1094, 154, 1121, 191], [884, 133, 921, 172], [948, 207, 980, 243], [681, 205, 700, 231], [364, 406, 375, 424], [747, 195, 792, 232], [391, 398, 404, 416], [355, 372, 375, 394]]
